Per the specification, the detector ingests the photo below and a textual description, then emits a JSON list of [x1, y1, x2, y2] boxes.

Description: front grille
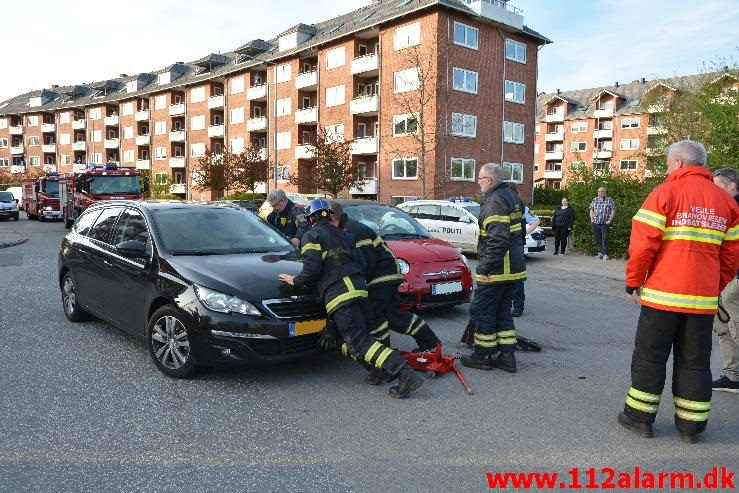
[[421, 290, 471, 305], [247, 333, 321, 356], [262, 297, 326, 320]]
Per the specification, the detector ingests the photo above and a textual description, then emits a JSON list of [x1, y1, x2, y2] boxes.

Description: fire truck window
[[114, 209, 149, 246], [72, 209, 102, 236], [87, 207, 124, 244]]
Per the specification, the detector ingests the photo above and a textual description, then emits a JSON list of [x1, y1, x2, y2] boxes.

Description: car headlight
[[193, 284, 260, 316], [460, 254, 470, 270], [44, 206, 53, 211], [397, 258, 410, 275]]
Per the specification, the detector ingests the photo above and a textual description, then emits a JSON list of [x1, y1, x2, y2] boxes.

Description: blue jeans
[[592, 223, 610, 256], [469, 283, 516, 355]]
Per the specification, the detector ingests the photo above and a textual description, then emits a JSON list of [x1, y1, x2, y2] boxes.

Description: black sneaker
[[679, 431, 699, 444], [712, 375, 739, 393], [388, 366, 423, 398], [365, 367, 387, 386], [618, 412, 654, 438], [461, 353, 494, 370], [492, 352, 516, 373]]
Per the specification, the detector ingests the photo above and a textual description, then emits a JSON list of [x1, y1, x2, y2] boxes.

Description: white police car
[[396, 198, 546, 255]]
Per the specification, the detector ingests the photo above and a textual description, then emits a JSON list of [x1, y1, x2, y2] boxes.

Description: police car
[[396, 198, 546, 255]]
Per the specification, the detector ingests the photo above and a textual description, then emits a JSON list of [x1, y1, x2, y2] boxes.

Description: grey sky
[[0, 0, 736, 101]]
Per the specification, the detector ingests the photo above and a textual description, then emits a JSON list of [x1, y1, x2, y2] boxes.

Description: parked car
[[257, 192, 307, 219], [219, 199, 259, 213], [336, 200, 473, 310], [0, 190, 20, 221], [58, 200, 326, 378], [4, 187, 23, 210], [397, 199, 547, 255]]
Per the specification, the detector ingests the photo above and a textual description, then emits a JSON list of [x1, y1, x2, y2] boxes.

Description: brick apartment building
[[533, 70, 739, 189], [0, 0, 549, 204]]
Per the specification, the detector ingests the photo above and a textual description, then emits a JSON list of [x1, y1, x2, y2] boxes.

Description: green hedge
[[533, 187, 568, 206]]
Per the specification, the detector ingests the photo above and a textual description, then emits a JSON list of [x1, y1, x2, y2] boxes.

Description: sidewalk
[[0, 228, 26, 249]]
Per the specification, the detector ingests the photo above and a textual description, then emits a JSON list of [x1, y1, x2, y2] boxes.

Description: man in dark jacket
[[461, 163, 526, 373], [279, 198, 423, 398], [266, 189, 308, 247]]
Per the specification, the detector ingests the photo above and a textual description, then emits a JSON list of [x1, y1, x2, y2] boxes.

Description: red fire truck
[[60, 164, 146, 228], [22, 173, 62, 221]]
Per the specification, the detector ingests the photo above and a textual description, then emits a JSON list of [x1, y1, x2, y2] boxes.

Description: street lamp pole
[[243, 55, 279, 193]]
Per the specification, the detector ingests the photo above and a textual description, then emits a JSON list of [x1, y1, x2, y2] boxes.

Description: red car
[[337, 200, 473, 310]]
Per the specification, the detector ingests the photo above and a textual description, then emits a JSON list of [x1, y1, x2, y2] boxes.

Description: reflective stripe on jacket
[[338, 213, 403, 288], [626, 166, 739, 314]]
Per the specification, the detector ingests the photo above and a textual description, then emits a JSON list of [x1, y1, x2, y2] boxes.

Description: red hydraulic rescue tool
[[399, 344, 473, 395]]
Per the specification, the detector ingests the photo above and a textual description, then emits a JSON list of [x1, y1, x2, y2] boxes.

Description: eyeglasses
[[477, 176, 492, 181]]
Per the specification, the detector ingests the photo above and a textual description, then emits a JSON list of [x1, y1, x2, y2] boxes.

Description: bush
[[534, 187, 568, 207]]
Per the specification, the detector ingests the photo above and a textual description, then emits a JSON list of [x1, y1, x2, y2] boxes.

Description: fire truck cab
[[21, 173, 62, 221]]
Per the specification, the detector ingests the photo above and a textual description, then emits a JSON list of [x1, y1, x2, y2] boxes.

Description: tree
[[289, 127, 366, 198], [192, 147, 237, 198], [232, 143, 271, 200]]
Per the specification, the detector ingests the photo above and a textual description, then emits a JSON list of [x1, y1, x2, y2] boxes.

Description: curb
[[0, 233, 27, 249]]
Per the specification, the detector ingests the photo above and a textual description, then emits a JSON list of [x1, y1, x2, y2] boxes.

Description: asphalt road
[[0, 217, 736, 492]]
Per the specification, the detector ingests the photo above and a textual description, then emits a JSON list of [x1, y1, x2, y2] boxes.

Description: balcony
[[135, 110, 150, 121], [544, 130, 564, 141], [42, 143, 57, 153], [258, 147, 268, 160], [104, 115, 119, 126], [170, 184, 186, 194], [136, 135, 150, 146], [247, 84, 268, 101], [544, 111, 564, 123], [247, 116, 268, 132], [463, 0, 523, 30], [208, 124, 225, 138], [295, 71, 318, 90], [169, 103, 185, 116], [208, 95, 224, 109], [295, 107, 318, 124], [594, 108, 614, 119], [135, 159, 151, 170], [647, 126, 666, 135], [72, 141, 86, 151], [295, 144, 316, 160], [543, 170, 563, 180], [350, 177, 378, 195], [41, 123, 56, 133], [72, 119, 86, 130], [594, 150, 613, 159], [593, 129, 613, 139], [169, 130, 185, 142], [350, 137, 378, 155], [169, 157, 186, 168], [544, 150, 563, 160], [351, 54, 379, 76], [350, 95, 379, 116], [10, 145, 24, 155], [103, 138, 119, 149], [9, 125, 23, 135]]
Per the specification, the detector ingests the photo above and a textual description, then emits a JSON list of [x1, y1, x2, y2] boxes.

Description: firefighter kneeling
[[279, 198, 423, 399]]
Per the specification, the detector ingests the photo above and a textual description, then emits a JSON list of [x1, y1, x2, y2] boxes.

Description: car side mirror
[[15, 199, 19, 205], [116, 240, 147, 258]]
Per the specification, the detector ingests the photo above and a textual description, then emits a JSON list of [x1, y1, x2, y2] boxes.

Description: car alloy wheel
[[61, 272, 88, 322], [147, 306, 195, 378]]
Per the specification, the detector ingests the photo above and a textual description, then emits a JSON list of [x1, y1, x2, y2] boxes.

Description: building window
[[620, 138, 639, 150], [155, 121, 167, 135], [451, 157, 475, 181], [154, 95, 167, 110], [570, 142, 587, 152], [190, 143, 206, 158], [545, 162, 562, 172], [394, 22, 420, 50], [570, 161, 586, 171], [29, 156, 41, 166], [276, 98, 291, 116], [393, 113, 418, 136], [598, 120, 613, 130], [534, 144, 539, 155], [27, 115, 39, 126], [275, 64, 291, 83], [325, 124, 344, 143], [452, 68, 478, 94], [230, 77, 244, 95], [598, 100, 613, 111], [230, 138, 245, 153], [59, 113, 70, 124], [503, 121, 524, 144], [228, 108, 244, 124], [392, 158, 418, 179], [451, 113, 477, 138], [276, 165, 291, 181], [61, 155, 71, 165], [326, 47, 346, 69], [504, 80, 525, 104], [155, 147, 167, 160], [190, 86, 206, 103], [620, 159, 638, 171], [393, 68, 420, 93], [123, 150, 134, 163], [28, 136, 40, 146], [89, 108, 102, 120], [325, 86, 346, 107], [503, 162, 523, 183], [571, 121, 587, 133], [535, 124, 540, 135], [453, 22, 478, 50], [505, 39, 526, 63], [0, 138, 7, 148], [276, 132, 291, 150], [621, 117, 640, 129], [533, 163, 538, 172]]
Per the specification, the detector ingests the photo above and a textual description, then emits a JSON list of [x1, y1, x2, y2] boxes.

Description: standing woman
[[552, 197, 575, 255]]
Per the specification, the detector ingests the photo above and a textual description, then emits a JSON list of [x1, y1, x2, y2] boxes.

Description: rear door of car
[[439, 204, 477, 252]]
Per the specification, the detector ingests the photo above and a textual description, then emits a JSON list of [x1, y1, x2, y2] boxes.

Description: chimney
[[51, 84, 59, 89], [615, 81, 619, 87], [724, 65, 729, 72], [641, 77, 646, 84], [556, 88, 560, 95], [119, 73, 128, 78]]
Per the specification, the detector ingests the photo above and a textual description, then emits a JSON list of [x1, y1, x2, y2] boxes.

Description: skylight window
[[328, 23, 344, 34], [396, 0, 413, 7], [359, 11, 375, 22]]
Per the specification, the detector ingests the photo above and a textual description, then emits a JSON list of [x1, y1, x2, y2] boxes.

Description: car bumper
[[40, 210, 62, 219], [397, 260, 474, 310], [0, 211, 19, 220]]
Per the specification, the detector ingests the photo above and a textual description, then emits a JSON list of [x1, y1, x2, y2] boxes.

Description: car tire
[[147, 306, 196, 378], [64, 216, 74, 229], [13, 216, 18, 221], [61, 271, 89, 322]]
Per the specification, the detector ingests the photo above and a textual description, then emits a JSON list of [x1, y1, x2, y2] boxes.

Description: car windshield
[[152, 206, 293, 255], [88, 175, 141, 195], [0, 192, 13, 202], [458, 203, 480, 218], [42, 180, 60, 196], [344, 203, 431, 239]]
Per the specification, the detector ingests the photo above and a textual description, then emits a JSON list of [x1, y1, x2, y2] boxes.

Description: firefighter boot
[[461, 352, 494, 370], [388, 366, 423, 399], [617, 412, 654, 438], [492, 352, 517, 373], [365, 367, 387, 386]]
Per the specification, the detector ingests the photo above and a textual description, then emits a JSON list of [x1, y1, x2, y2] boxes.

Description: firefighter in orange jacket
[[618, 140, 739, 444]]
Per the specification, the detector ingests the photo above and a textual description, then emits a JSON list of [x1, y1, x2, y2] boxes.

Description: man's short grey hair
[[267, 189, 287, 202], [480, 163, 504, 182], [665, 140, 707, 167]]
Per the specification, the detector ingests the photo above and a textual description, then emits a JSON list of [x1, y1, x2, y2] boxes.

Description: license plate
[[289, 319, 326, 337], [432, 281, 462, 295], [0, 212, 8, 217]]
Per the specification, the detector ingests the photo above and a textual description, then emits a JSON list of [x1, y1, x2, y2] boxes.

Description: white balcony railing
[[169, 103, 185, 116], [350, 137, 378, 155], [544, 111, 564, 123], [72, 119, 86, 130], [72, 141, 86, 151], [543, 170, 563, 180], [464, 0, 524, 30], [594, 150, 613, 159], [41, 143, 56, 153], [295, 144, 316, 159], [104, 115, 119, 126], [169, 130, 185, 142], [351, 54, 379, 75], [544, 130, 564, 141], [9, 125, 23, 135], [593, 129, 613, 139], [247, 84, 268, 101], [135, 110, 150, 121], [593, 108, 614, 119], [544, 150, 563, 160], [10, 145, 24, 155], [295, 71, 318, 90], [208, 95, 224, 109], [170, 184, 186, 194], [41, 123, 57, 133], [350, 95, 379, 115], [135, 159, 151, 170], [350, 177, 378, 195], [295, 107, 318, 124], [104, 138, 119, 149], [208, 125, 225, 138], [247, 116, 268, 132], [136, 135, 150, 146], [169, 157, 186, 168]]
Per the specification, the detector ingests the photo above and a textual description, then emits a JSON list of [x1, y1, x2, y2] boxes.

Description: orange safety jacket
[[626, 166, 739, 315]]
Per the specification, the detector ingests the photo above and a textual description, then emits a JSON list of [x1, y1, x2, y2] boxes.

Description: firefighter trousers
[[363, 284, 439, 349], [469, 283, 516, 356], [332, 301, 406, 378], [624, 305, 713, 434]]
